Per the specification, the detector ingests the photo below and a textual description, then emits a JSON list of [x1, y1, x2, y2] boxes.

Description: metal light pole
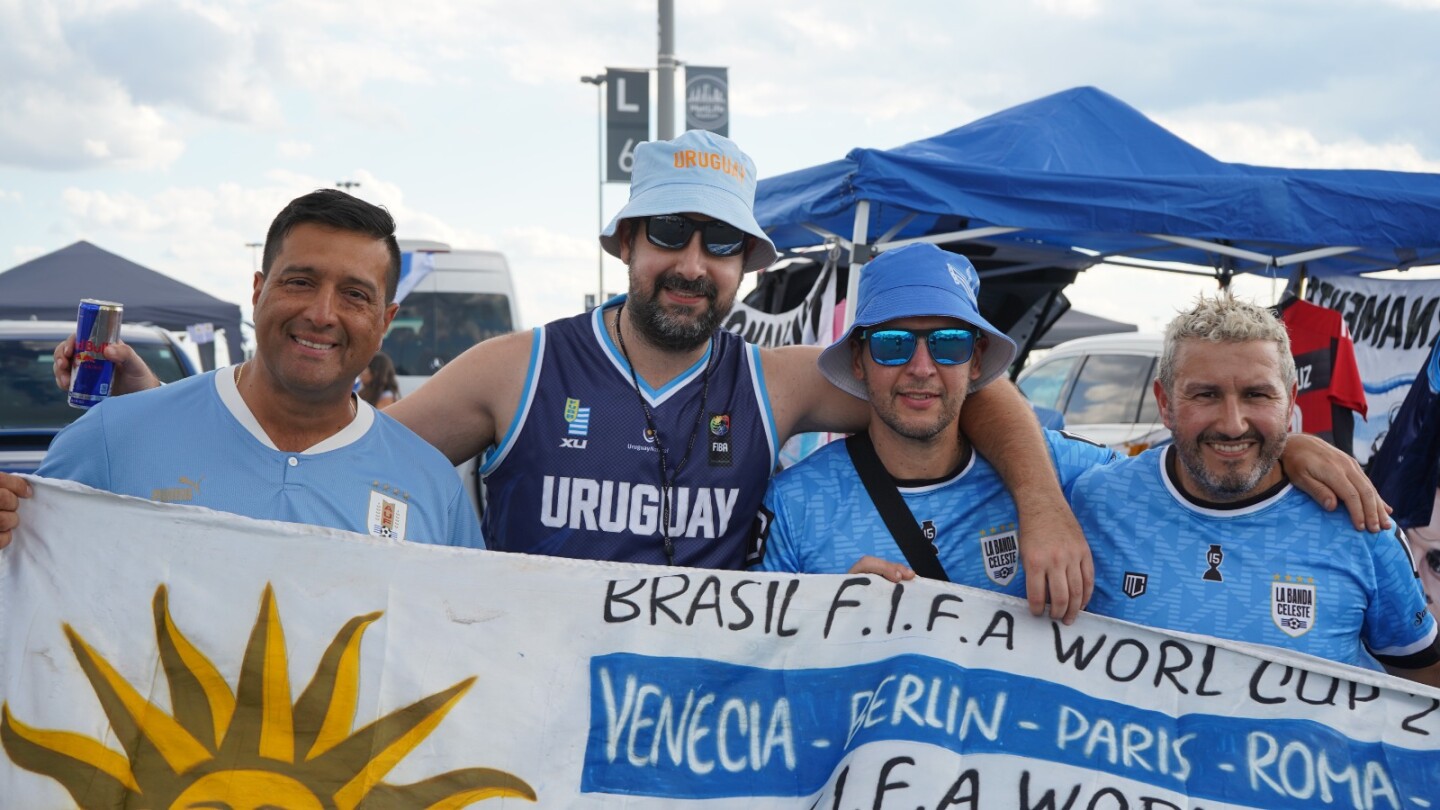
[[581, 74, 607, 306], [245, 242, 263, 274], [657, 0, 676, 140], [336, 181, 361, 192]]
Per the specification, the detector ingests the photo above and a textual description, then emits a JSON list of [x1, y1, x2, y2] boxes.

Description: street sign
[[605, 68, 649, 182], [684, 66, 728, 136]]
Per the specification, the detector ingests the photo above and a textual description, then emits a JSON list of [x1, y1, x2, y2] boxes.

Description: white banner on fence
[[3, 478, 1439, 809], [1307, 275, 1440, 464]]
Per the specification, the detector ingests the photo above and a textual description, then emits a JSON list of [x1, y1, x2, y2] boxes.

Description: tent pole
[[843, 201, 871, 330]]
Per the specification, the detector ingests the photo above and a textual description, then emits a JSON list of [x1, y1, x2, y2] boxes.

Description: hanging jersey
[[38, 369, 483, 548], [480, 298, 777, 568], [752, 429, 1115, 592], [1278, 299, 1366, 453], [1072, 447, 1439, 672], [1370, 337, 1440, 529]]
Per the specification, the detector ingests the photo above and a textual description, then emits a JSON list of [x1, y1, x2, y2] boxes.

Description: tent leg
[[843, 201, 872, 331]]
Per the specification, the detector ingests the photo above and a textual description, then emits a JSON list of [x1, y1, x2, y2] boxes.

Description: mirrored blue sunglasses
[[861, 327, 976, 366], [644, 214, 747, 257]]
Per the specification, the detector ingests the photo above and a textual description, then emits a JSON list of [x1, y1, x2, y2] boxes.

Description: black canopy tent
[[0, 241, 243, 368]]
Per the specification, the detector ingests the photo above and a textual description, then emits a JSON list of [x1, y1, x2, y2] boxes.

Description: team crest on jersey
[[1272, 575, 1317, 638], [562, 396, 590, 449], [980, 524, 1018, 586], [1122, 571, 1148, 599], [367, 487, 409, 541]]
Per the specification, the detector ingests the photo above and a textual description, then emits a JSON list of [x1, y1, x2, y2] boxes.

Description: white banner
[[722, 257, 839, 350], [1307, 276, 1440, 464], [3, 478, 1440, 809]]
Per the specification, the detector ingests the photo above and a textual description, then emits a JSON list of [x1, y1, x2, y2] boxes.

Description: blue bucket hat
[[817, 243, 1018, 399], [599, 130, 778, 273]]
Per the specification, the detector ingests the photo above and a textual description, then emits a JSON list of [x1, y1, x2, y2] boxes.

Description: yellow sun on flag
[[1, 584, 536, 809]]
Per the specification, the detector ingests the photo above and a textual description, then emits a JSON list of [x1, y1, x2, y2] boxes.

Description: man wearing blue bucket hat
[[752, 243, 1116, 591]]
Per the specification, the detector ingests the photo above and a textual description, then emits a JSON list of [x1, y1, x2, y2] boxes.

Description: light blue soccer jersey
[[753, 429, 1114, 594], [1072, 447, 1439, 672], [39, 370, 483, 548]]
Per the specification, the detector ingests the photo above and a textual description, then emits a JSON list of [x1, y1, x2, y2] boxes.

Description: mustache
[[1197, 429, 1264, 444], [656, 273, 717, 300]]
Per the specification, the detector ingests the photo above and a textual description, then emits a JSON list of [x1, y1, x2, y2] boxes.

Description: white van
[[384, 241, 522, 396], [1016, 332, 1170, 455], [382, 241, 522, 517]]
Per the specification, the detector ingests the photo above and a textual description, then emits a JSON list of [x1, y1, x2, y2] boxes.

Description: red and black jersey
[[1277, 299, 1367, 455]]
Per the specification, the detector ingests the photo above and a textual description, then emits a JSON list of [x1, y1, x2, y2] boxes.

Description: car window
[[1018, 355, 1080, 411], [1063, 354, 1155, 425], [0, 337, 190, 431], [383, 292, 514, 376], [136, 344, 190, 384], [1136, 359, 1161, 424]]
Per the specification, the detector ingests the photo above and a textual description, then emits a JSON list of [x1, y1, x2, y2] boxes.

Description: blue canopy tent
[[755, 86, 1440, 339]]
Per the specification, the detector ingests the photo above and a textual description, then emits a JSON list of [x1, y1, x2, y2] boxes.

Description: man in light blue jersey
[[752, 243, 1115, 595], [0, 190, 481, 548], [1071, 295, 1440, 684]]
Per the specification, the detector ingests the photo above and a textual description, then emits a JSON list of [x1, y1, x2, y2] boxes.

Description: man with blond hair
[[1072, 295, 1440, 684]]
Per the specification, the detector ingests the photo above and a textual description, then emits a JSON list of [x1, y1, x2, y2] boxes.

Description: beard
[[627, 270, 733, 352], [867, 377, 966, 444], [1171, 421, 1287, 501]]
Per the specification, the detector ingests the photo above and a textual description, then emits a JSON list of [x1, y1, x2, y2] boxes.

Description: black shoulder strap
[[845, 432, 949, 581]]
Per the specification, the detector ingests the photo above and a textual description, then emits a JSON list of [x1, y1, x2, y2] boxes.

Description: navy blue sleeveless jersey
[[480, 298, 778, 568]]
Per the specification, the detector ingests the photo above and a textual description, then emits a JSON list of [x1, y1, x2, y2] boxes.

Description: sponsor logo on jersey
[[980, 524, 1018, 586], [152, 476, 203, 504], [1122, 571, 1148, 599], [1272, 574, 1316, 638], [564, 397, 591, 435], [1203, 543, 1225, 582], [367, 488, 409, 541], [709, 412, 732, 467], [540, 476, 741, 539]]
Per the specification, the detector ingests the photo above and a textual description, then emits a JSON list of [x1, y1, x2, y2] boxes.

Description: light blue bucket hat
[[817, 243, 1018, 399], [599, 130, 778, 273]]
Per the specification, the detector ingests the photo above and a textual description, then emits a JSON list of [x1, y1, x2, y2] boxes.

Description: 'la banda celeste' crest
[[1, 584, 535, 809]]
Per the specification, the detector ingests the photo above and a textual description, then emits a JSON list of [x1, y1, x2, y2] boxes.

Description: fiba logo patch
[[561, 396, 590, 449], [980, 524, 1018, 586], [1272, 575, 1317, 638], [709, 412, 732, 467]]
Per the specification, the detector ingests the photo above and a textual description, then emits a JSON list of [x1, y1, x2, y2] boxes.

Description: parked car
[[0, 320, 198, 473], [1016, 332, 1169, 455]]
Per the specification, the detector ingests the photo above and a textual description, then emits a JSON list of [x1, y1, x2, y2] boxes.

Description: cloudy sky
[[3, 0, 1439, 336]]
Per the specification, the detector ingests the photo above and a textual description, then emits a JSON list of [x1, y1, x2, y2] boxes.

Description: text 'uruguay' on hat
[[599, 130, 778, 273]]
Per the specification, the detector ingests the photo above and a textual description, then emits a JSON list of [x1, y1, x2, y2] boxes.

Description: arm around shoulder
[[961, 379, 1093, 624], [386, 330, 534, 466]]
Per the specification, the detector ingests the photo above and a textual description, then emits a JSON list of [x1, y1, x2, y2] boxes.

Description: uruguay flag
[[1368, 337, 1440, 528], [394, 250, 436, 305]]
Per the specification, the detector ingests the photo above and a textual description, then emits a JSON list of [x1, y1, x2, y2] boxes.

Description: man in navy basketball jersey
[[753, 243, 1115, 592], [1071, 296, 1440, 683]]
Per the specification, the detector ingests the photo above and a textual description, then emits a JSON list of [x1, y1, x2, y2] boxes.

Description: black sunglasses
[[644, 214, 747, 257]]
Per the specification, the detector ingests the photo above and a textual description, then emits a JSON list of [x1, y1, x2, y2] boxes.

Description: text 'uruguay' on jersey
[[540, 476, 741, 539]]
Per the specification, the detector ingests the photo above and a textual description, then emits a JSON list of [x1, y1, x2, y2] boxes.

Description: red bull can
[[69, 299, 124, 409]]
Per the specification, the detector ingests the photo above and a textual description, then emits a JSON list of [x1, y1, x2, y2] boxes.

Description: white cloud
[[278, 141, 313, 159], [1160, 117, 1440, 172], [0, 188, 21, 203]]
